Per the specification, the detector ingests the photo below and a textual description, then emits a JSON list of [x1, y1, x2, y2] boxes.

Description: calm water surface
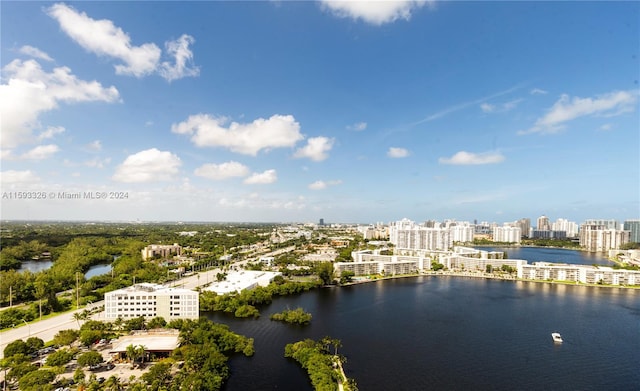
[[211, 276, 639, 391], [481, 246, 613, 266]]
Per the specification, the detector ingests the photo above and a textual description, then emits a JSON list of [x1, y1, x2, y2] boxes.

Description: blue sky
[[1, 1, 638, 224]]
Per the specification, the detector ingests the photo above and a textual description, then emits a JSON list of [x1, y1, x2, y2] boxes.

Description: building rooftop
[[110, 329, 180, 353], [206, 270, 282, 295]]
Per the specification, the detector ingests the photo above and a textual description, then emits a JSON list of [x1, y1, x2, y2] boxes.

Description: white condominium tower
[[493, 226, 522, 244], [389, 219, 451, 251], [552, 218, 579, 237], [579, 220, 629, 251]]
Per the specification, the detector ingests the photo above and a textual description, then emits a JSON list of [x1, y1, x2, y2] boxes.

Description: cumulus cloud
[[244, 169, 277, 184], [86, 140, 102, 151], [519, 90, 638, 135], [172, 114, 304, 155], [0, 59, 119, 149], [37, 126, 65, 141], [293, 136, 335, 161], [387, 147, 410, 158], [0, 170, 40, 184], [194, 161, 250, 180], [159, 34, 200, 82], [347, 121, 367, 131], [47, 3, 161, 77], [19, 45, 53, 62], [320, 0, 431, 25], [20, 144, 60, 160], [47, 3, 198, 81], [308, 180, 342, 190], [112, 148, 181, 183], [438, 151, 505, 165]]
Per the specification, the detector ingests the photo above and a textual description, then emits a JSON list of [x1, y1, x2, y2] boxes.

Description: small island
[[270, 307, 312, 325]]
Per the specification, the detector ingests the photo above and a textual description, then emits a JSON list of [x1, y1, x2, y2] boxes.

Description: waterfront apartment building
[[516, 218, 531, 238], [521, 262, 640, 285], [104, 283, 199, 320], [389, 219, 451, 251], [337, 248, 640, 286], [141, 243, 183, 260], [492, 226, 522, 244], [537, 215, 550, 231], [623, 220, 640, 243], [449, 223, 475, 243], [579, 221, 630, 251], [552, 218, 579, 238]]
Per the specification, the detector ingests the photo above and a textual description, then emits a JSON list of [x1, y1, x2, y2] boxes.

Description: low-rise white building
[[206, 270, 282, 295], [104, 283, 199, 321]]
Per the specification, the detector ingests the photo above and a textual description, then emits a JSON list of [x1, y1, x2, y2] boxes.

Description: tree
[[73, 310, 90, 327], [45, 349, 74, 366], [25, 337, 44, 353], [124, 316, 146, 331], [78, 351, 104, 367], [53, 329, 80, 346], [4, 339, 28, 358], [340, 270, 355, 284], [18, 369, 56, 391], [316, 262, 335, 285], [485, 264, 493, 273], [147, 316, 166, 329]]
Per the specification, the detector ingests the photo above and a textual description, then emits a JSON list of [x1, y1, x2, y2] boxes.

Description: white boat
[[551, 332, 563, 343]]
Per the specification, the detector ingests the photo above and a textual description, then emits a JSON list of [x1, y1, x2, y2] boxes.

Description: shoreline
[[339, 270, 640, 290]]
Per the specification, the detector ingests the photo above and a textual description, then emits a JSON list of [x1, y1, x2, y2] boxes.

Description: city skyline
[[1, 1, 638, 223]]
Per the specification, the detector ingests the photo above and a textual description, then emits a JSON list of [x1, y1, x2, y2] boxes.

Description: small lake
[[478, 246, 613, 266], [19, 260, 112, 278]]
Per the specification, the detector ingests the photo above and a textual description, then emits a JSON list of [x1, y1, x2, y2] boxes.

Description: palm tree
[[72, 310, 90, 327]]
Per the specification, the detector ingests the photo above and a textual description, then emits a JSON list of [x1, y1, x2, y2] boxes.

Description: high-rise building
[[579, 220, 629, 251], [537, 215, 550, 231], [552, 218, 579, 238], [389, 219, 451, 251], [493, 226, 522, 243], [516, 218, 531, 238], [623, 220, 640, 243]]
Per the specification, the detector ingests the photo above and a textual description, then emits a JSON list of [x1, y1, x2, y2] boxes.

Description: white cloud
[[0, 170, 40, 184], [172, 114, 304, 155], [47, 3, 161, 77], [519, 90, 637, 135], [293, 136, 335, 161], [438, 151, 505, 165], [387, 147, 410, 158], [244, 169, 277, 185], [320, 0, 431, 25], [194, 161, 250, 180], [37, 126, 65, 141], [159, 34, 200, 82], [84, 157, 111, 168], [309, 179, 342, 190], [480, 103, 495, 113], [20, 144, 60, 160], [0, 59, 119, 149], [480, 99, 522, 114], [530, 88, 548, 95], [46, 3, 198, 81], [112, 148, 181, 183], [347, 121, 367, 131], [19, 45, 53, 62], [86, 140, 102, 151]]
